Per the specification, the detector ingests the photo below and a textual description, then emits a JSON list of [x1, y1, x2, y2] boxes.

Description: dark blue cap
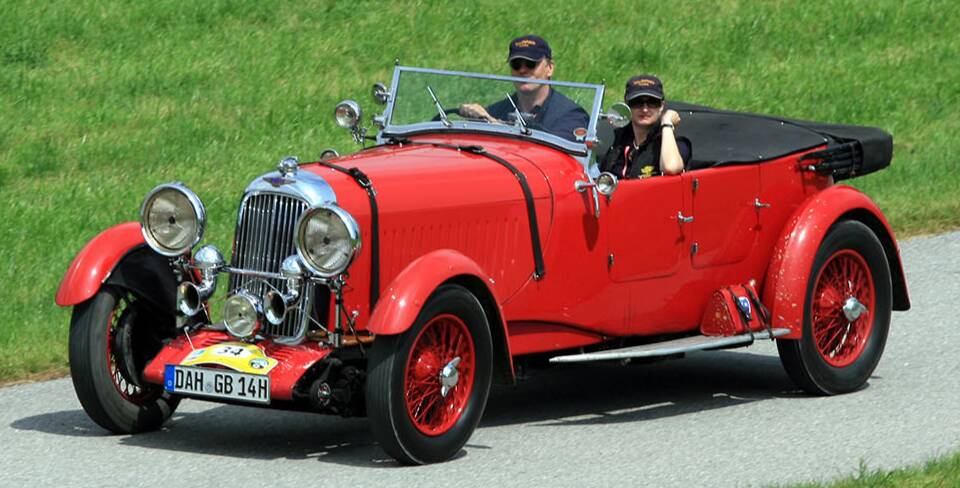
[[624, 74, 665, 101], [507, 35, 552, 62]]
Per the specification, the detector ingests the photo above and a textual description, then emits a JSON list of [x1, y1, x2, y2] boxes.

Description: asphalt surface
[[3, 231, 958, 487]]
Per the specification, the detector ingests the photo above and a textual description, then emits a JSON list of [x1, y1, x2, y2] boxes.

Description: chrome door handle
[[677, 212, 694, 224], [754, 198, 771, 209], [576, 181, 601, 219]]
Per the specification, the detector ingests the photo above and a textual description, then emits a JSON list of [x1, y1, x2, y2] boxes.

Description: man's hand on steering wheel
[[459, 103, 497, 123]]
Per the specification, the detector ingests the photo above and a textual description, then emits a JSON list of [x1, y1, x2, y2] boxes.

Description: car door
[[685, 165, 761, 270], [607, 176, 687, 283]]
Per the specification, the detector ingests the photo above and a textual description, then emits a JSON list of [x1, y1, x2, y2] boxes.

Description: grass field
[[0, 0, 957, 400], [784, 451, 960, 487]]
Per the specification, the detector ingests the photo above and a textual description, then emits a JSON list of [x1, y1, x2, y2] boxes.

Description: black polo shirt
[[600, 124, 692, 178], [486, 88, 590, 142]]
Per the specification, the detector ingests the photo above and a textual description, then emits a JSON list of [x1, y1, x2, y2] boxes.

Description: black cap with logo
[[624, 75, 665, 101], [507, 35, 552, 62]]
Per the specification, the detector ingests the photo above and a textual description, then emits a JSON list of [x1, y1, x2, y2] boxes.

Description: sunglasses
[[628, 97, 663, 109], [509, 59, 540, 71]]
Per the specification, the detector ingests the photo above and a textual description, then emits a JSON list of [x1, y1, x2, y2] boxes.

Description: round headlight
[[140, 183, 206, 257], [295, 204, 361, 277], [223, 292, 261, 338], [334, 100, 362, 129]]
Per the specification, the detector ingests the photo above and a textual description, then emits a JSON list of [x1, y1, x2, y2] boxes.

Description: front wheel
[[69, 286, 179, 433], [777, 220, 893, 395], [366, 284, 493, 464]]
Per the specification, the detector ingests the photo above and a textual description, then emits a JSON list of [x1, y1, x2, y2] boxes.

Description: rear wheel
[[69, 286, 179, 433], [366, 284, 493, 464], [777, 220, 892, 395]]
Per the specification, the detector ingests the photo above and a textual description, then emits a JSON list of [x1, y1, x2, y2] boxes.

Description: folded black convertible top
[[668, 101, 893, 180]]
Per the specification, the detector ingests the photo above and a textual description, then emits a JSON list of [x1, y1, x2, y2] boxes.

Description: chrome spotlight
[[372, 82, 390, 104], [334, 100, 362, 129], [176, 244, 224, 317], [193, 244, 225, 274], [596, 172, 619, 196]]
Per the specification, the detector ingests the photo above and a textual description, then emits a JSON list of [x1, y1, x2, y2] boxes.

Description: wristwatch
[[661, 123, 675, 131]]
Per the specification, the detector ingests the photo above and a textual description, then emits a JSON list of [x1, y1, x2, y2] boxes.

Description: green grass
[[782, 451, 960, 487], [0, 0, 957, 379]]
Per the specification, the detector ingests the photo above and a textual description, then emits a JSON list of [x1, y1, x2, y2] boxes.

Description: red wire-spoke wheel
[[69, 286, 179, 434], [810, 250, 875, 367], [105, 294, 164, 403], [367, 284, 493, 465], [777, 221, 893, 395], [404, 314, 476, 435]]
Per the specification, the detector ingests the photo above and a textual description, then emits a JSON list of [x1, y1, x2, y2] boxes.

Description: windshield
[[382, 66, 605, 155]]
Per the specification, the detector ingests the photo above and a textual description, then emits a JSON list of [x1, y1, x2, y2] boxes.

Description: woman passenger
[[601, 75, 691, 178]]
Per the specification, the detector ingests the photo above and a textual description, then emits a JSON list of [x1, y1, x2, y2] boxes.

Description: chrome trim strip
[[549, 328, 792, 363]]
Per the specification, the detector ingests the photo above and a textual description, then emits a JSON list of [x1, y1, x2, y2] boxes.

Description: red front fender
[[763, 185, 909, 338], [367, 249, 515, 383], [368, 249, 505, 335], [55, 222, 145, 307]]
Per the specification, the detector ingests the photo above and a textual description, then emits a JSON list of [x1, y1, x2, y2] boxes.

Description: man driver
[[459, 35, 589, 142]]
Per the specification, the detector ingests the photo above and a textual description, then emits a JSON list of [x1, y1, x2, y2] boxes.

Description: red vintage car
[[56, 66, 909, 465]]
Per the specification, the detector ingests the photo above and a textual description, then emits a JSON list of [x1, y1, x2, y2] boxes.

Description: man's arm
[[460, 98, 512, 123], [659, 109, 685, 175], [459, 103, 497, 122]]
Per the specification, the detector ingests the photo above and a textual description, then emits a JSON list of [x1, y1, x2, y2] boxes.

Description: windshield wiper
[[426, 86, 452, 127], [504, 93, 531, 135]]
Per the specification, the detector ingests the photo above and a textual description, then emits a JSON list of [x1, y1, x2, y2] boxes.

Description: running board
[[548, 328, 792, 364]]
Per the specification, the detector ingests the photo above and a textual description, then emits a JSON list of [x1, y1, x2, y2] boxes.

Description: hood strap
[[315, 161, 380, 307]]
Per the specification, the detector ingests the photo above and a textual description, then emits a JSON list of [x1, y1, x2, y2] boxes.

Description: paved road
[[3, 232, 958, 487]]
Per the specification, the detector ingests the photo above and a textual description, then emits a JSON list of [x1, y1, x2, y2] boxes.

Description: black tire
[[69, 286, 179, 433], [777, 220, 892, 395], [366, 284, 493, 465]]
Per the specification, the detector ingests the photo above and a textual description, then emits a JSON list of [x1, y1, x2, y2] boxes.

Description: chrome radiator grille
[[229, 193, 312, 338]]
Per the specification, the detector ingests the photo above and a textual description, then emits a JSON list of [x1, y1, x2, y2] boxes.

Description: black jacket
[[600, 124, 692, 178]]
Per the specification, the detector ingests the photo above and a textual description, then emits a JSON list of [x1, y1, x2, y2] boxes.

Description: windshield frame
[[378, 65, 606, 160]]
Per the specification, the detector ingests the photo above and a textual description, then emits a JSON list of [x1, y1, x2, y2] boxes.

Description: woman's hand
[[661, 109, 681, 127]]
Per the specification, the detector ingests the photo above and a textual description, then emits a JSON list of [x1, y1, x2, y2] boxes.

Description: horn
[[177, 282, 203, 317]]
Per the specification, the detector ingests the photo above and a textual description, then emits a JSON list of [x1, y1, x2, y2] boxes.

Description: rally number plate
[[164, 365, 270, 405]]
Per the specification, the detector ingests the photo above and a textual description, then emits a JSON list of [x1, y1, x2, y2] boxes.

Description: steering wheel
[[431, 107, 462, 122], [432, 107, 490, 123]]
